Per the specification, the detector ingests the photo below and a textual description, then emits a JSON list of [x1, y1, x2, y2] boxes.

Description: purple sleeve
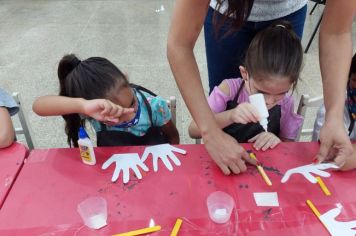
[[279, 96, 304, 140], [207, 79, 240, 113]]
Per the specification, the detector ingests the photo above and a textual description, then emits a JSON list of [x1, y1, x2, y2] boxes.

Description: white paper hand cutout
[[320, 206, 356, 236], [141, 144, 187, 172], [102, 153, 148, 184], [281, 163, 339, 184]]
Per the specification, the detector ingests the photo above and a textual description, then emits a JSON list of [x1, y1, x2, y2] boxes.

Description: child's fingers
[[122, 107, 135, 114], [108, 104, 119, 117], [254, 133, 270, 150], [111, 106, 134, 119], [261, 136, 276, 151], [245, 104, 260, 122], [270, 138, 281, 149], [100, 100, 113, 116], [248, 134, 259, 143], [241, 108, 257, 123], [239, 105, 258, 123], [238, 114, 248, 124]]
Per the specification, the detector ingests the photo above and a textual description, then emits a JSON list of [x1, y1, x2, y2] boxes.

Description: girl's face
[[108, 85, 138, 124], [240, 66, 293, 109]]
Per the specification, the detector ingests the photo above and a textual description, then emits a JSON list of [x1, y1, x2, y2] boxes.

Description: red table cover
[[0, 142, 28, 209], [0, 142, 355, 235]]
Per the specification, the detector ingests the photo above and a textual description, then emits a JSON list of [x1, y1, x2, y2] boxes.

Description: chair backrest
[[296, 94, 324, 141], [166, 96, 177, 126], [12, 92, 34, 150], [310, 0, 325, 4]]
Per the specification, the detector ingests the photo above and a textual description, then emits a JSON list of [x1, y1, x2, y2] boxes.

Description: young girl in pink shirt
[[189, 21, 303, 151]]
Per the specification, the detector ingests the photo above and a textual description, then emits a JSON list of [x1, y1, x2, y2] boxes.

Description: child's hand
[[230, 103, 260, 124], [248, 132, 281, 151], [82, 99, 134, 124]]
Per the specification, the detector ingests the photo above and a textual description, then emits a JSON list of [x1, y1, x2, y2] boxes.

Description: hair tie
[[275, 24, 286, 29], [72, 57, 81, 67]]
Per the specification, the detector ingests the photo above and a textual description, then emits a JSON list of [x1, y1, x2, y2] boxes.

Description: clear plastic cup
[[207, 191, 235, 224], [77, 196, 108, 229]]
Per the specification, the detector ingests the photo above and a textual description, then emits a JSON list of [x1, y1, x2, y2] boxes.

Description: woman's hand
[[316, 118, 353, 169], [203, 127, 257, 175], [248, 132, 281, 151]]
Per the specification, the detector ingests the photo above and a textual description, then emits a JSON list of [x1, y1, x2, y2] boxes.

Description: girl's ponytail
[[57, 54, 83, 147], [58, 54, 81, 93]]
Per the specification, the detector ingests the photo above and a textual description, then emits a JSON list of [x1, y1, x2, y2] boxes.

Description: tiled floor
[[0, 1, 355, 148]]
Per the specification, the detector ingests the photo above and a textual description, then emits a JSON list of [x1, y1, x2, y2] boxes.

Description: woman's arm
[[161, 120, 180, 144], [320, 0, 355, 119], [168, 3, 255, 174], [188, 110, 234, 138], [317, 0, 356, 165], [167, 0, 215, 138], [0, 107, 15, 148]]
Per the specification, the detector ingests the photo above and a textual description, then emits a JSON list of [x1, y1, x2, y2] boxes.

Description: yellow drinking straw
[[316, 176, 331, 196], [249, 152, 272, 186], [306, 199, 331, 235], [113, 225, 161, 236], [170, 218, 183, 236]]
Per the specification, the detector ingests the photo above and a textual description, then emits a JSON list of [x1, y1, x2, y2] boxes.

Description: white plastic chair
[[166, 96, 176, 126], [296, 94, 324, 141], [12, 92, 34, 149]]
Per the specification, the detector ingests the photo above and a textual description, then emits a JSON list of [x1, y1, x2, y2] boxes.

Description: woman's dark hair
[[244, 21, 303, 90], [58, 54, 129, 147], [350, 53, 356, 78], [213, 0, 254, 36]]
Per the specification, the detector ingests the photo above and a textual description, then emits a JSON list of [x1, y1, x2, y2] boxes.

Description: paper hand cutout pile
[[102, 144, 186, 184]]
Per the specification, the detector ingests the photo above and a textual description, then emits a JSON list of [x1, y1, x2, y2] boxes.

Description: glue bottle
[[249, 93, 269, 131], [78, 127, 96, 165]]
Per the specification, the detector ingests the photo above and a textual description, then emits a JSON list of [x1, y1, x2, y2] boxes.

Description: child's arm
[[0, 107, 15, 148], [33, 95, 86, 116], [161, 120, 180, 144], [33, 95, 134, 123], [189, 103, 260, 138]]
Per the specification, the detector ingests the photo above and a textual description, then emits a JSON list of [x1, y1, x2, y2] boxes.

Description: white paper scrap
[[253, 192, 279, 207]]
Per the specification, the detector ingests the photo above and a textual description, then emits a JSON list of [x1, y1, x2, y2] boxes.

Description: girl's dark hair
[[350, 53, 356, 78], [58, 54, 129, 147], [213, 0, 254, 36], [244, 21, 303, 90]]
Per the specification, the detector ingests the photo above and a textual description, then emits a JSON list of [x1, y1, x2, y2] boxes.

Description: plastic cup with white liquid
[[77, 196, 108, 229], [207, 191, 235, 224]]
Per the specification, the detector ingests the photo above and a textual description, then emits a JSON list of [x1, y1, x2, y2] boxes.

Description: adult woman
[[316, 0, 356, 170], [167, 0, 307, 175]]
